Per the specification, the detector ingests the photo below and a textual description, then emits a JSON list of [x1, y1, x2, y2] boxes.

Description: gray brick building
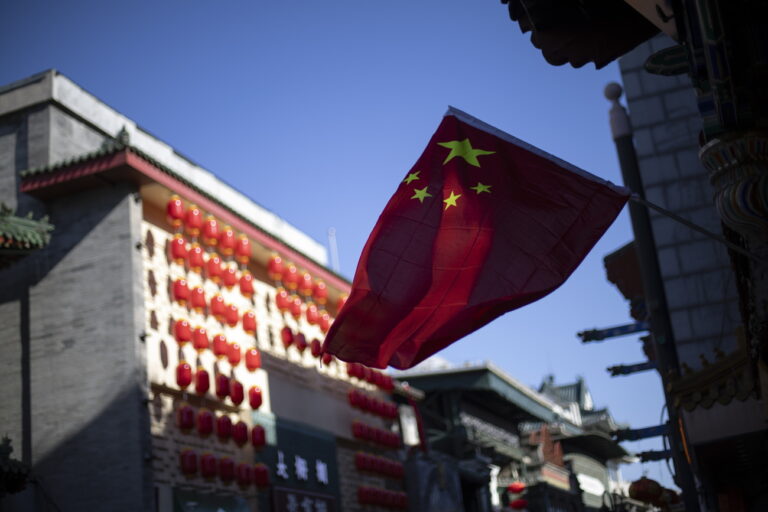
[[617, 35, 767, 511], [0, 70, 410, 512]]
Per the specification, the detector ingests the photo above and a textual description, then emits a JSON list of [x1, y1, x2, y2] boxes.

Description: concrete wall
[[618, 35, 741, 371], [0, 99, 151, 510]]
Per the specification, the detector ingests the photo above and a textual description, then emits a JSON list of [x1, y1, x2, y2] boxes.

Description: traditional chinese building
[[0, 70, 412, 512], [395, 361, 643, 512]]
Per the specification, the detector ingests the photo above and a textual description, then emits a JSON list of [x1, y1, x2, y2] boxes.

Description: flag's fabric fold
[[323, 108, 629, 369]]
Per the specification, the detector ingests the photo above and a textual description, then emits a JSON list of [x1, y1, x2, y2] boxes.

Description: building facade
[[0, 70, 412, 512], [617, 35, 767, 511]]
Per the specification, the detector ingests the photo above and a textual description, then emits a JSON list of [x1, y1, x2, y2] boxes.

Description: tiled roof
[[18, 137, 348, 284]]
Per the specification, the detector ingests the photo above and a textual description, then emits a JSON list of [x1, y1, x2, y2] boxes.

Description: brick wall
[[619, 35, 741, 371]]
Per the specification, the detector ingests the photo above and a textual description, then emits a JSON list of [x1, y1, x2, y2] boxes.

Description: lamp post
[[605, 82, 700, 511]]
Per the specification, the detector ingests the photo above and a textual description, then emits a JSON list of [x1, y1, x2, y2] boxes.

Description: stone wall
[[618, 35, 741, 371]]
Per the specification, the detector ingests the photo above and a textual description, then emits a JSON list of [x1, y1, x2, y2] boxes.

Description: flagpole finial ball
[[604, 82, 623, 102]]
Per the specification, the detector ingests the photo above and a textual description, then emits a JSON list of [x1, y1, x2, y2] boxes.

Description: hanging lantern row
[[176, 363, 263, 408], [174, 324, 261, 371], [346, 363, 394, 391], [168, 252, 255, 296], [280, 327, 327, 356], [275, 289, 333, 331], [354, 452, 404, 479], [176, 404, 267, 449], [178, 449, 270, 488], [268, 254, 348, 311], [347, 389, 399, 420], [351, 421, 401, 449], [357, 486, 407, 509], [167, 196, 251, 263], [173, 286, 257, 332]]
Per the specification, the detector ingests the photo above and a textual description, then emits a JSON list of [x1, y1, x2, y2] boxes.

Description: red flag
[[323, 108, 629, 369]]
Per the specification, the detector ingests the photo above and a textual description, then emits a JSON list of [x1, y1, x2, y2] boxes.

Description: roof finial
[[116, 126, 130, 145], [604, 82, 632, 140]]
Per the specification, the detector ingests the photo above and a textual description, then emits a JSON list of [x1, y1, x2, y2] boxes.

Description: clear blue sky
[[2, 0, 674, 488]]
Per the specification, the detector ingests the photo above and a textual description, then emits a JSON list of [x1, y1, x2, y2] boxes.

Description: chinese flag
[[323, 108, 629, 369]]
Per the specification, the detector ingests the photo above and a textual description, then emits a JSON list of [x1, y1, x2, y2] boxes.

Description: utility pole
[[605, 82, 700, 511]]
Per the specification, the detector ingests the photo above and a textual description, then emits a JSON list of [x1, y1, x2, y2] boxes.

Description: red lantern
[[629, 477, 663, 504], [267, 254, 284, 281], [313, 280, 328, 305], [169, 234, 188, 264], [212, 334, 228, 359], [236, 462, 252, 487], [348, 389, 360, 407], [337, 294, 348, 311], [251, 425, 266, 448], [197, 409, 214, 436], [185, 204, 203, 237], [200, 452, 217, 478], [275, 288, 291, 312], [361, 366, 372, 383], [319, 312, 332, 333], [176, 361, 192, 388], [294, 333, 307, 353], [210, 294, 226, 320], [219, 225, 236, 256], [216, 415, 232, 440], [202, 216, 219, 246], [280, 327, 294, 348], [222, 266, 238, 289], [310, 338, 322, 358], [179, 449, 198, 476], [347, 362, 361, 379], [283, 264, 300, 291], [510, 499, 529, 510], [245, 348, 261, 371], [172, 278, 190, 304], [215, 373, 230, 399], [188, 243, 205, 273], [232, 421, 248, 446], [508, 482, 526, 494], [235, 234, 251, 264], [322, 352, 333, 365], [206, 253, 223, 283], [174, 319, 192, 344], [176, 404, 195, 432], [225, 303, 239, 327], [190, 286, 206, 312], [192, 326, 209, 352], [305, 303, 320, 325], [253, 463, 270, 488], [289, 296, 302, 319], [242, 311, 257, 334], [194, 368, 210, 395], [219, 457, 235, 483], [299, 272, 314, 297], [166, 195, 184, 228], [239, 271, 255, 298], [248, 386, 263, 409], [230, 378, 244, 405]]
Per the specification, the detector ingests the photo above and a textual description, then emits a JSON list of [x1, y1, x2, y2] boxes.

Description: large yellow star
[[411, 186, 432, 203], [403, 171, 420, 184], [470, 182, 492, 194], [438, 139, 495, 167], [443, 190, 461, 210]]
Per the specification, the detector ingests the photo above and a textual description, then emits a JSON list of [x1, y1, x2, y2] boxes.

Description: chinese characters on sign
[[274, 487, 335, 512], [275, 450, 329, 486]]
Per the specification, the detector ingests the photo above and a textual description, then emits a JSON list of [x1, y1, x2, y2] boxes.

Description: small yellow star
[[443, 190, 461, 210], [438, 139, 495, 167], [403, 171, 420, 184], [470, 182, 492, 194], [411, 186, 432, 203]]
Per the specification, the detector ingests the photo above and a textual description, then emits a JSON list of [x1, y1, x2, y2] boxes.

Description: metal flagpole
[[605, 82, 701, 511]]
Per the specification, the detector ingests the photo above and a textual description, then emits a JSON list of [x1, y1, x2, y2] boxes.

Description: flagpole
[[605, 82, 701, 511]]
